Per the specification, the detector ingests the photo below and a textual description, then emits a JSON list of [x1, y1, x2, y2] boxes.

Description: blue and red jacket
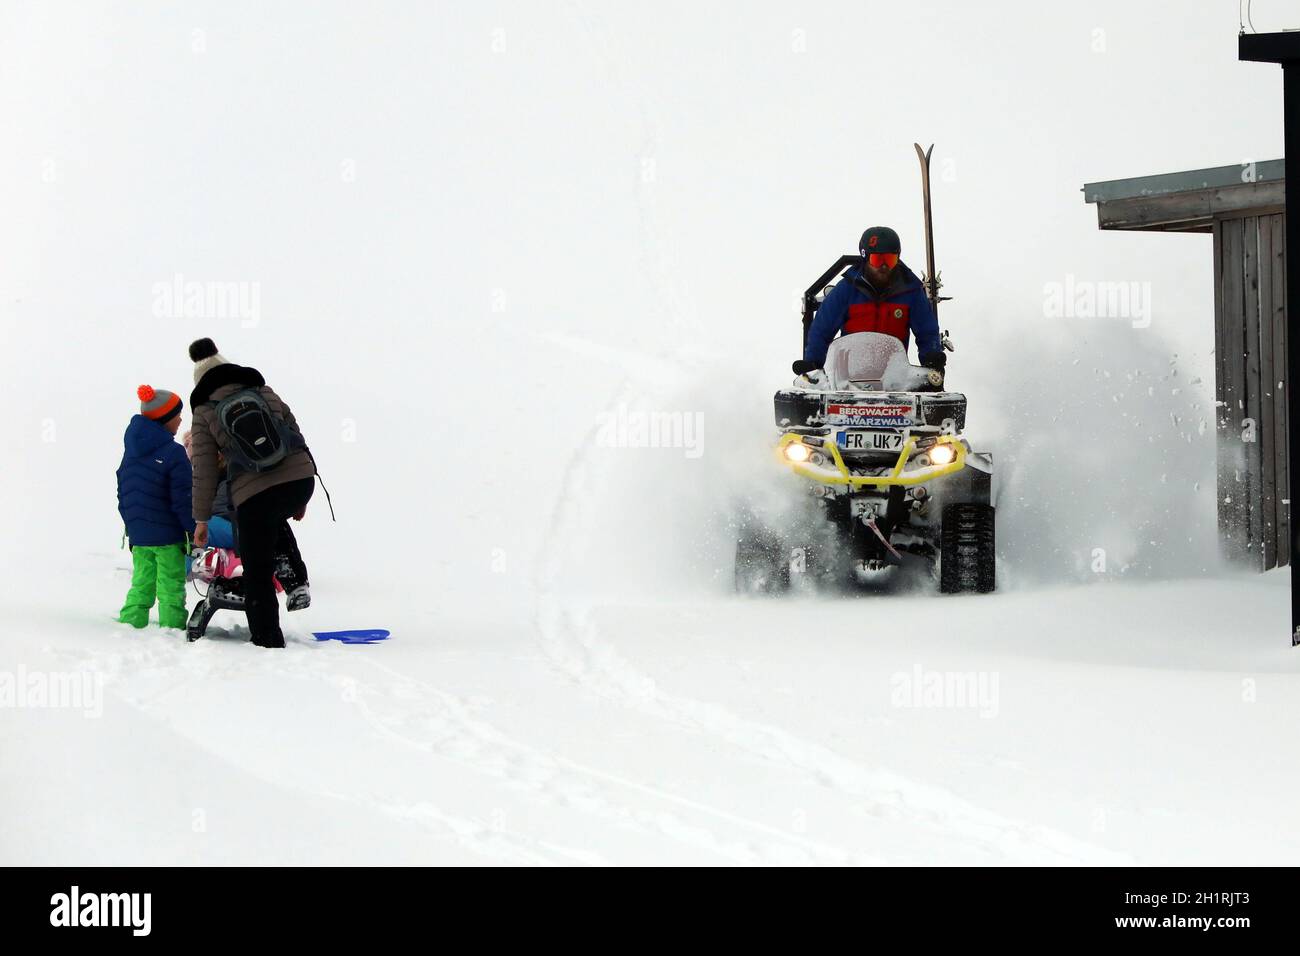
[[116, 415, 196, 547], [803, 261, 941, 366]]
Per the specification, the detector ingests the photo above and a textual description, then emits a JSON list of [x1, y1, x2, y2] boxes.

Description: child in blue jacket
[[117, 385, 196, 629]]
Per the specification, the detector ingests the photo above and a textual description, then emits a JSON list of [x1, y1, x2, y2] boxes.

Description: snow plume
[[560, 363, 791, 599], [559, 312, 1225, 599], [958, 316, 1222, 585]]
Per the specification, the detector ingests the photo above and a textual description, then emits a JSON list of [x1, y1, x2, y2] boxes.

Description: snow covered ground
[[2, 521, 1296, 865], [3, 323, 1296, 866], [3, 1, 1298, 866]]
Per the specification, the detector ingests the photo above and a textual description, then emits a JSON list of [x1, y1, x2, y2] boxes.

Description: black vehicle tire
[[939, 503, 995, 594]]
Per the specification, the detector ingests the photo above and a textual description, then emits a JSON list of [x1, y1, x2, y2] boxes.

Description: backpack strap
[[307, 450, 337, 522]]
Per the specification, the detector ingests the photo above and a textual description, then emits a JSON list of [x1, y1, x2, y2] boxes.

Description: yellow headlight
[[784, 442, 811, 463], [928, 443, 956, 466]]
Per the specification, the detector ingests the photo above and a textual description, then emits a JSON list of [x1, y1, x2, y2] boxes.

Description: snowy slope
[[3, 1, 1297, 866], [3, 325, 1296, 866], [2, 492, 1296, 865]]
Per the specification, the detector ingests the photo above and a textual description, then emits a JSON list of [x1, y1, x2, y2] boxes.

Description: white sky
[[1, 1, 1289, 347], [0, 0, 1291, 567]]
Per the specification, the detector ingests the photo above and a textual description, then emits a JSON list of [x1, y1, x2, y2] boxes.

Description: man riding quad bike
[[736, 226, 996, 595], [798, 226, 947, 376]]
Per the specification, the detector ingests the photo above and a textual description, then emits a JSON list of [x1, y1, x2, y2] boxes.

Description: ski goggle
[[867, 252, 899, 269]]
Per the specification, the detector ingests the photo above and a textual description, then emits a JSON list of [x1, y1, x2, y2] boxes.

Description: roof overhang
[[1083, 159, 1284, 233]]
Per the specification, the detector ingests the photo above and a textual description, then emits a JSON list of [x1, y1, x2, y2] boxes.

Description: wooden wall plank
[[1258, 217, 1277, 569], [1213, 221, 1229, 549], [1221, 217, 1250, 562], [1272, 213, 1290, 568], [1243, 216, 1264, 569]]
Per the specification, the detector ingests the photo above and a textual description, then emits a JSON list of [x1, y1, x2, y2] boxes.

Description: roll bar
[[801, 255, 863, 349]]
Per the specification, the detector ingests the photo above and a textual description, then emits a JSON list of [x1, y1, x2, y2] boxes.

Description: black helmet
[[859, 226, 901, 257]]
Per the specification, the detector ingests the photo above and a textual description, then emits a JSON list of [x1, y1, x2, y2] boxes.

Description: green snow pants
[[119, 543, 188, 629]]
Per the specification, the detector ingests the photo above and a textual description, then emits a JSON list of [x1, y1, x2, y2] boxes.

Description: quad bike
[[735, 259, 995, 595]]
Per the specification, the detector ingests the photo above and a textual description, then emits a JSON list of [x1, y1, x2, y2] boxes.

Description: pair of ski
[[913, 142, 950, 322]]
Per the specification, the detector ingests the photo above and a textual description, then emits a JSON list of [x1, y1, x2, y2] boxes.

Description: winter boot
[[286, 585, 311, 612]]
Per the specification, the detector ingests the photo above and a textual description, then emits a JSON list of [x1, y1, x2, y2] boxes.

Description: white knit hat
[[189, 337, 230, 383]]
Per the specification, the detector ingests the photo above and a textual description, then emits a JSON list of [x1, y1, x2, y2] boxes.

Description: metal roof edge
[[1083, 159, 1284, 204]]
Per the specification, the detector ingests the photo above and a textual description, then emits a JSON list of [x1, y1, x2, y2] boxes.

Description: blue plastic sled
[[313, 629, 391, 644]]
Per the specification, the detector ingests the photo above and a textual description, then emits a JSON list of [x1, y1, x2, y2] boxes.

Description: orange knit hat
[[137, 384, 183, 423]]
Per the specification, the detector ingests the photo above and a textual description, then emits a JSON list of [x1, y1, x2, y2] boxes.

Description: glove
[[919, 350, 947, 371]]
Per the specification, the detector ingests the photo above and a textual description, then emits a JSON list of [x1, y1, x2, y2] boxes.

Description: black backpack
[[212, 388, 303, 473]]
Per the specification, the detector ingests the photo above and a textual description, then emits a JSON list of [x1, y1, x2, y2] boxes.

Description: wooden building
[[1084, 160, 1288, 570]]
